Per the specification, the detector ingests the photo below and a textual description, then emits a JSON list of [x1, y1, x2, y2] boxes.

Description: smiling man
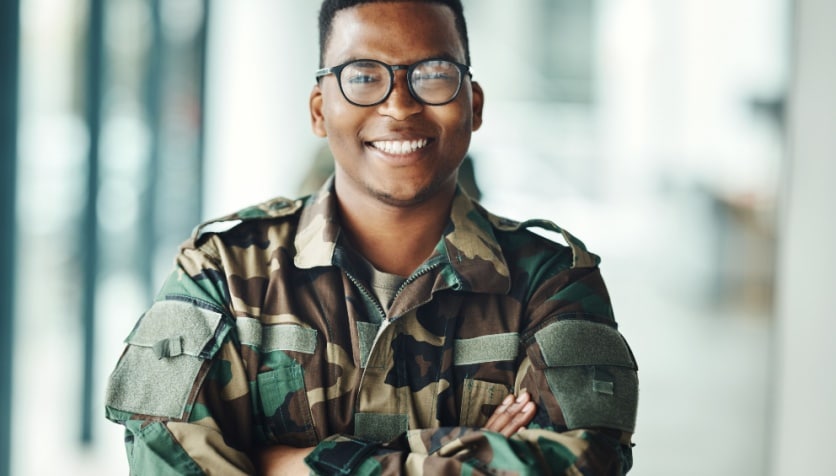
[[105, 1, 638, 475]]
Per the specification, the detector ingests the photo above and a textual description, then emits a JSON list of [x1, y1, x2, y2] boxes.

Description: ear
[[310, 84, 327, 138], [470, 81, 484, 132]]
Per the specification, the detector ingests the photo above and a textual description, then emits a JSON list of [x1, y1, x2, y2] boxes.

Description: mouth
[[368, 138, 430, 155]]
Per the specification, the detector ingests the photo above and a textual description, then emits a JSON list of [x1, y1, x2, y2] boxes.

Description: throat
[[334, 172, 455, 276], [346, 226, 437, 277], [338, 206, 447, 277]]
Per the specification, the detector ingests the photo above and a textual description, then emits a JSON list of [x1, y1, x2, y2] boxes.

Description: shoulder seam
[[191, 197, 304, 243], [482, 209, 599, 269]]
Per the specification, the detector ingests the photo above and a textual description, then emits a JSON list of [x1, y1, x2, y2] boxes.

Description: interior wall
[[771, 0, 836, 473], [202, 1, 320, 219]]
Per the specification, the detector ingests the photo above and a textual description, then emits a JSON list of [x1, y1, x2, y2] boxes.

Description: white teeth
[[371, 139, 428, 155]]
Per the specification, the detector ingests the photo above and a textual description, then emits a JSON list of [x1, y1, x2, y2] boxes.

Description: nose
[[377, 70, 423, 120]]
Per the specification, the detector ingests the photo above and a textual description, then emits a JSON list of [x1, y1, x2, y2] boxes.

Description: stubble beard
[[363, 170, 457, 209]]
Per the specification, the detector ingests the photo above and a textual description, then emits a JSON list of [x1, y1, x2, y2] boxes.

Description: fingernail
[[501, 394, 514, 406], [516, 390, 528, 403], [522, 401, 535, 413]]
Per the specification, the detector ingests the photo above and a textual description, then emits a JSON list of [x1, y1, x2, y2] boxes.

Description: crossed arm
[[259, 391, 537, 475]]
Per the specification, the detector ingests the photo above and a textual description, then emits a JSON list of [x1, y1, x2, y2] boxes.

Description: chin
[[371, 190, 427, 208], [368, 182, 436, 208]]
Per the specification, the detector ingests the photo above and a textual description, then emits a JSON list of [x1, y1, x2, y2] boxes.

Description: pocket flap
[[529, 319, 637, 370], [126, 300, 224, 359], [106, 300, 228, 420]]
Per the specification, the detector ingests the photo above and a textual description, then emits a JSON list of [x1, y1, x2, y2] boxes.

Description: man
[[105, 1, 639, 474]]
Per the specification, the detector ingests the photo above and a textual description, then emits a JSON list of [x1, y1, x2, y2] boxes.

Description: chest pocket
[[454, 333, 519, 427], [240, 320, 320, 447]]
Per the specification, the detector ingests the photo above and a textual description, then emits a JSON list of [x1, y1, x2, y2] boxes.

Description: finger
[[498, 401, 536, 438], [485, 391, 529, 433], [484, 393, 515, 429], [504, 390, 530, 416], [512, 401, 537, 431], [494, 392, 531, 435]]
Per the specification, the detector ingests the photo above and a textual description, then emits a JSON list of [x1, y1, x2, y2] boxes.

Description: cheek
[[320, 89, 357, 137], [323, 110, 356, 141], [436, 105, 474, 139]]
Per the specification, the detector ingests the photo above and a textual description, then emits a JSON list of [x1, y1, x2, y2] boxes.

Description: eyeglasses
[[315, 58, 472, 107]]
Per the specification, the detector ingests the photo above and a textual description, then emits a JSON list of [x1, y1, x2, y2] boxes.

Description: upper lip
[[366, 137, 432, 145], [364, 123, 435, 143], [367, 136, 429, 141], [365, 130, 434, 143]]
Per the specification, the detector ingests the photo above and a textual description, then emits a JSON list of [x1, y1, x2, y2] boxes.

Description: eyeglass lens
[[340, 60, 463, 106]]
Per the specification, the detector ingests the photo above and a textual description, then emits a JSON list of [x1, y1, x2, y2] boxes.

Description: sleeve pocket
[[527, 319, 638, 433], [105, 300, 229, 421]]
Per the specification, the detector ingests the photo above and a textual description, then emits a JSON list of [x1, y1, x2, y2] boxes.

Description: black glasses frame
[[315, 58, 472, 107]]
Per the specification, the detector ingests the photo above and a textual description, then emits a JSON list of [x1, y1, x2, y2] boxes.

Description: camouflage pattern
[[105, 177, 638, 475]]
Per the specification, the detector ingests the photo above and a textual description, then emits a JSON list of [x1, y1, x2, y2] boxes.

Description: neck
[[335, 181, 455, 277]]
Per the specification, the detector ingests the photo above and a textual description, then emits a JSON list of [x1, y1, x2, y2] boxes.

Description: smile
[[369, 139, 429, 155]]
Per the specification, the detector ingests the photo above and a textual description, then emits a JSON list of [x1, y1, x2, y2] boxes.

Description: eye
[[414, 71, 454, 81], [412, 60, 460, 83], [343, 61, 386, 85], [346, 73, 379, 84]]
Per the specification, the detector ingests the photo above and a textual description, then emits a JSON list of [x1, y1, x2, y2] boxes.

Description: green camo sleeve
[[105, 244, 256, 475], [305, 427, 631, 475]]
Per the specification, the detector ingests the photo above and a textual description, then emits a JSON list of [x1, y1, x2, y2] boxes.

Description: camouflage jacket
[[105, 178, 639, 475]]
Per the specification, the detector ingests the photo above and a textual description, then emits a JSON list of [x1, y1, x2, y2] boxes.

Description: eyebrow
[[330, 52, 465, 67]]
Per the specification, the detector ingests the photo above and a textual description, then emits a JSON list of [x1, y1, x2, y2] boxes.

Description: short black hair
[[318, 0, 471, 68]]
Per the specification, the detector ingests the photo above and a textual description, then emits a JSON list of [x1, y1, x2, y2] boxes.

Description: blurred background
[[1, 0, 833, 475]]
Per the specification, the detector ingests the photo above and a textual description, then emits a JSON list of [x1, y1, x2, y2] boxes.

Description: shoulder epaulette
[[484, 211, 599, 269], [191, 196, 304, 242]]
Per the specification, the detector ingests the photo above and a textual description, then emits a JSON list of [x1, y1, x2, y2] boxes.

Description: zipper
[[391, 260, 444, 305], [348, 261, 446, 411], [345, 269, 391, 413], [343, 268, 391, 366], [344, 270, 387, 322]]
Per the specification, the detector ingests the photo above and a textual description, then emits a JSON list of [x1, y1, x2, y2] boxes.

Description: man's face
[[310, 2, 483, 207]]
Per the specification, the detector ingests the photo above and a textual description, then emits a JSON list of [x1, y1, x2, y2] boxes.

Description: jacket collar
[[293, 177, 511, 295]]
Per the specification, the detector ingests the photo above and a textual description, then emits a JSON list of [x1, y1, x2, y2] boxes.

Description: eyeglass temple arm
[[314, 67, 333, 80]]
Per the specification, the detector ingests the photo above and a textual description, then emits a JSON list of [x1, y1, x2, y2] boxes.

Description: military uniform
[[105, 178, 639, 475]]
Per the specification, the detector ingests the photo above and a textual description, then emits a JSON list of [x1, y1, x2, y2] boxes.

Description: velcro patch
[[235, 318, 318, 354], [105, 300, 226, 419], [532, 319, 638, 432], [534, 319, 636, 369], [354, 412, 408, 443], [236, 317, 263, 348], [125, 300, 223, 358], [263, 324, 318, 354], [357, 321, 380, 368], [454, 332, 519, 365]]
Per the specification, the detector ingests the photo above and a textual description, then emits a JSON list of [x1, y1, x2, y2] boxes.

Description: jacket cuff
[[304, 434, 379, 476]]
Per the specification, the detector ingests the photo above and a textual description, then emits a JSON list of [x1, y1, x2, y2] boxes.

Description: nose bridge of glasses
[[389, 64, 411, 90], [385, 65, 421, 105]]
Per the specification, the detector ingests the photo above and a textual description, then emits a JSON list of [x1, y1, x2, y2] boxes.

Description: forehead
[[325, 2, 465, 65]]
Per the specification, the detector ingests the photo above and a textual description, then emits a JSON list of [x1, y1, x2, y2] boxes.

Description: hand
[[258, 444, 315, 476], [483, 390, 537, 437]]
